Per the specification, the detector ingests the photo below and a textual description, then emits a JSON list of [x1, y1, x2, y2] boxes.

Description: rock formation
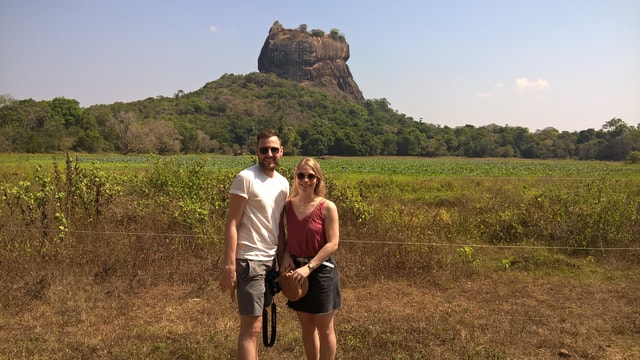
[[258, 21, 364, 102]]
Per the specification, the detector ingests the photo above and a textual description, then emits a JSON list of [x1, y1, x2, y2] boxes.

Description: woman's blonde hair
[[290, 157, 326, 198]]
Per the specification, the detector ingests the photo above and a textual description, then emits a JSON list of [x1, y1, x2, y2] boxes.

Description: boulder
[[258, 21, 364, 101]]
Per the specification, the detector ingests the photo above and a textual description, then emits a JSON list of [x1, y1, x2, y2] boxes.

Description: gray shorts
[[236, 258, 274, 316]]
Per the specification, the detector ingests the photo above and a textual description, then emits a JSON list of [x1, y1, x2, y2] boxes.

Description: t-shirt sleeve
[[229, 171, 250, 199]]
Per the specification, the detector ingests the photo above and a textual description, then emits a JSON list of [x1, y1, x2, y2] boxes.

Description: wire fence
[[4, 227, 640, 251], [2, 226, 639, 284]]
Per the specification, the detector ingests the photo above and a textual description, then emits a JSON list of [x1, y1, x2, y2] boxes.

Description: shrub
[[626, 151, 640, 164]]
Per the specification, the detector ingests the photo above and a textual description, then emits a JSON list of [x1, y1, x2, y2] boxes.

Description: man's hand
[[280, 254, 294, 275], [219, 268, 237, 302]]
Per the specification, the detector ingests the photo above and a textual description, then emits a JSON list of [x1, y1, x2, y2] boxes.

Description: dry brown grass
[[1, 235, 639, 360]]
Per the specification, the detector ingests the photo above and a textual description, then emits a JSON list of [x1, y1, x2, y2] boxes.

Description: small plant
[[329, 28, 345, 41], [54, 212, 67, 242], [502, 258, 512, 270], [457, 245, 479, 266]]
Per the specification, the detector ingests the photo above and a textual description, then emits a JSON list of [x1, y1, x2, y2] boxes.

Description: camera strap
[[262, 302, 277, 347]]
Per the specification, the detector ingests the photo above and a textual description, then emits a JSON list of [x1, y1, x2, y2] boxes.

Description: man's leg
[[238, 314, 262, 360], [235, 259, 271, 360]]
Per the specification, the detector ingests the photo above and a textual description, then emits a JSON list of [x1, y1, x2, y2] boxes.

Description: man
[[219, 128, 289, 359]]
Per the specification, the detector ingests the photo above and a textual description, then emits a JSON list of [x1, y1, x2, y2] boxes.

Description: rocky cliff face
[[258, 22, 364, 102]]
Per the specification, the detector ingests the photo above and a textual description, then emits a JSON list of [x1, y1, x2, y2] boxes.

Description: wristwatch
[[308, 261, 316, 271]]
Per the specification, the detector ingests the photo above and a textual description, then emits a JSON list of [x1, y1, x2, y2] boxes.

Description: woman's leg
[[297, 311, 320, 360], [315, 312, 337, 360]]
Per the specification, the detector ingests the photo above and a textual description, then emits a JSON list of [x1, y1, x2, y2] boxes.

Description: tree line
[[1, 72, 639, 162]]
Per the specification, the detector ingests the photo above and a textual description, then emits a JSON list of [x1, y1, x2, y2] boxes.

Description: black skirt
[[287, 257, 342, 314]]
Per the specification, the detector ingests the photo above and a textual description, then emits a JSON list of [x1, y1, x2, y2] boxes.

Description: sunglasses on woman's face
[[259, 147, 280, 155], [296, 172, 317, 181]]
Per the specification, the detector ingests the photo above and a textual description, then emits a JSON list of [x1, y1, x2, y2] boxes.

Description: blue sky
[[1, 0, 638, 132]]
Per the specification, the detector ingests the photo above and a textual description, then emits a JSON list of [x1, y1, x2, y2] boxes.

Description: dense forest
[[1, 72, 639, 162]]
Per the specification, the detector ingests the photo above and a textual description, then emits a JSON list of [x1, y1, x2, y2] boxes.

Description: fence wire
[[3, 227, 640, 251], [2, 226, 639, 282]]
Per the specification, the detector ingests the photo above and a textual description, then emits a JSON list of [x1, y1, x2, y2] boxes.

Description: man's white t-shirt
[[230, 164, 289, 260]]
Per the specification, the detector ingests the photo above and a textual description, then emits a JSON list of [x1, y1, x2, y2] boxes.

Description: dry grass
[[1, 236, 638, 360], [342, 273, 640, 359]]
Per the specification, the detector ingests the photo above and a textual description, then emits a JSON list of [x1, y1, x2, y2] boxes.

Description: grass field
[[2, 153, 639, 178], [1, 154, 639, 359]]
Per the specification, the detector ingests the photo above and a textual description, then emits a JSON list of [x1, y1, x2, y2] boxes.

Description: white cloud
[[477, 84, 503, 98], [210, 25, 218, 33], [515, 78, 550, 91]]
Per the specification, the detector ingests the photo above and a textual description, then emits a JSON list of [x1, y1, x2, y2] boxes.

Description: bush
[[626, 151, 640, 164]]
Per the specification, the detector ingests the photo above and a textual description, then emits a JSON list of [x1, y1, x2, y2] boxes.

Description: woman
[[281, 157, 341, 360]]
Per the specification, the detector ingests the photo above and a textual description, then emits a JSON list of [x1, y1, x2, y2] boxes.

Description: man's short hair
[[257, 128, 281, 143]]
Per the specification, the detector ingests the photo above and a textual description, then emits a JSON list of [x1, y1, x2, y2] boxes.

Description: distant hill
[[81, 72, 411, 155]]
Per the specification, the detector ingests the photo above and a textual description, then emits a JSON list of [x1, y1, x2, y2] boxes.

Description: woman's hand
[[292, 265, 311, 285]]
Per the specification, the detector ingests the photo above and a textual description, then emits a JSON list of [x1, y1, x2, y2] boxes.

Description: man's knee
[[240, 315, 262, 337]]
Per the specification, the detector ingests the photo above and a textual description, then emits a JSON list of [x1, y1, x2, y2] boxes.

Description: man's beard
[[259, 157, 278, 171]]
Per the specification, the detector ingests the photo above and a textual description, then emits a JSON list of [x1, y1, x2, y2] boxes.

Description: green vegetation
[[329, 28, 345, 41], [1, 75, 639, 161], [1, 154, 638, 251], [1, 156, 639, 358]]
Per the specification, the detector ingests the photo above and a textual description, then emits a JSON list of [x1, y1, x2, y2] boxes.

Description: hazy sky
[[1, 0, 638, 132]]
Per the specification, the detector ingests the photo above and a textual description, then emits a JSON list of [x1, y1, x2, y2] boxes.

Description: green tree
[[397, 127, 423, 156], [280, 125, 301, 155], [554, 131, 577, 159], [303, 134, 330, 156], [333, 129, 366, 156], [75, 130, 105, 152], [577, 139, 603, 160], [596, 118, 634, 160], [380, 133, 398, 155], [301, 121, 335, 155], [48, 97, 83, 129], [602, 118, 630, 137]]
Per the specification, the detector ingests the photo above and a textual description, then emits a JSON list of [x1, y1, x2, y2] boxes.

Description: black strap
[[262, 302, 277, 347]]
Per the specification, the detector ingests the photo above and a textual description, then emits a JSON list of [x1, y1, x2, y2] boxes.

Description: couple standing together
[[219, 128, 342, 360]]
